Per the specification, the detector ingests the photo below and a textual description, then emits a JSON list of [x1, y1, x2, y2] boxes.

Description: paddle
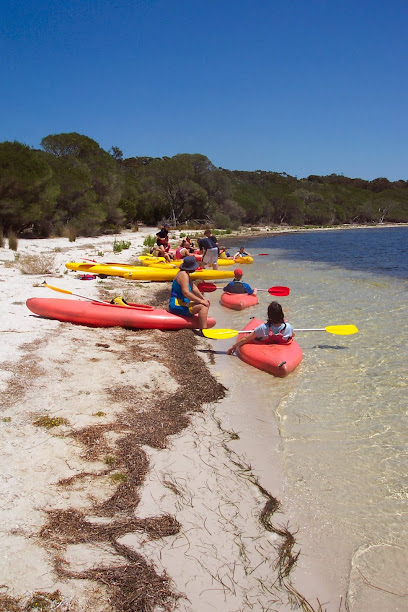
[[197, 282, 290, 296], [42, 282, 154, 311], [202, 325, 359, 340], [257, 253, 269, 256], [42, 282, 108, 305]]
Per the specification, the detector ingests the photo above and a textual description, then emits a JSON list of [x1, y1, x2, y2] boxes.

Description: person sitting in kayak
[[233, 246, 252, 259], [175, 245, 190, 260], [169, 255, 211, 330], [219, 247, 231, 258], [227, 302, 294, 354], [223, 269, 257, 295], [150, 244, 172, 262], [180, 236, 196, 252]]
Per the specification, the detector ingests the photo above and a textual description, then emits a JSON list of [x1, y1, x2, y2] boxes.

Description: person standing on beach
[[169, 256, 211, 330], [223, 269, 257, 295], [227, 301, 294, 354], [198, 229, 219, 270]]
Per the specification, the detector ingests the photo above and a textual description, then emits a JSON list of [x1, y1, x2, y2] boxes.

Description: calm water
[[209, 227, 408, 611]]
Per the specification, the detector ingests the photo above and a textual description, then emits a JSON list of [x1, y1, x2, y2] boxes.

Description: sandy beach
[[0, 226, 322, 612]]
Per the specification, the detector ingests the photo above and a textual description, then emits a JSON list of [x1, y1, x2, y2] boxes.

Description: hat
[[234, 268, 243, 277], [180, 255, 199, 272]]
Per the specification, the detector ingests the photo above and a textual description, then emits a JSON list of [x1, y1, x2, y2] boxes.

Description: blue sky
[[1, 0, 407, 180]]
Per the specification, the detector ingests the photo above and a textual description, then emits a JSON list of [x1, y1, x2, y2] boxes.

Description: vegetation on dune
[[1, 133, 407, 238]]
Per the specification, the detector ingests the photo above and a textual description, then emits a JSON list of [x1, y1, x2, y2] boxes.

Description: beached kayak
[[65, 262, 234, 281], [236, 318, 303, 377], [141, 257, 235, 267], [26, 298, 216, 330], [220, 292, 259, 311]]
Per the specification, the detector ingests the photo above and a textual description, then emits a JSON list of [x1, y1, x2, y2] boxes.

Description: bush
[[17, 254, 56, 274], [143, 234, 156, 247], [66, 225, 77, 242], [8, 232, 18, 251], [113, 239, 131, 253], [213, 211, 231, 230]]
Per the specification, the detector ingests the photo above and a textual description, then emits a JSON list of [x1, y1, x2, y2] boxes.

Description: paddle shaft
[[43, 283, 107, 304]]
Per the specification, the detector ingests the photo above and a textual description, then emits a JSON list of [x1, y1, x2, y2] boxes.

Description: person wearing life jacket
[[233, 246, 252, 259], [169, 255, 210, 330], [223, 269, 257, 295], [227, 302, 294, 355], [175, 246, 189, 260]]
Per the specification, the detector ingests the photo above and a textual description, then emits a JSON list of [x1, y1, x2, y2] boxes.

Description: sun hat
[[234, 268, 243, 277], [180, 255, 199, 272]]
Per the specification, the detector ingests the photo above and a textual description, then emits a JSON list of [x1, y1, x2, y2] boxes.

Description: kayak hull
[[26, 298, 216, 331], [65, 262, 234, 282], [236, 318, 302, 377], [234, 256, 254, 264], [220, 292, 258, 311]]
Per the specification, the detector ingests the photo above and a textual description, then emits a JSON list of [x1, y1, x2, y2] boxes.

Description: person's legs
[[191, 303, 209, 329]]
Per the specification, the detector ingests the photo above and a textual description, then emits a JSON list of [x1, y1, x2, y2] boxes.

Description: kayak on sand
[[26, 298, 217, 331], [236, 318, 303, 377], [65, 262, 234, 281], [220, 292, 259, 311]]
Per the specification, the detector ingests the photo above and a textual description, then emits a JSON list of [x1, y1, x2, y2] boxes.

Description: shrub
[[66, 225, 77, 242], [17, 254, 56, 274], [143, 234, 156, 247], [8, 232, 18, 251], [113, 239, 131, 252]]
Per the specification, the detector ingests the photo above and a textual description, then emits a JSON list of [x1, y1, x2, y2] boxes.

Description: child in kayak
[[233, 246, 252, 258], [169, 256, 211, 330], [227, 301, 294, 354], [223, 269, 257, 295]]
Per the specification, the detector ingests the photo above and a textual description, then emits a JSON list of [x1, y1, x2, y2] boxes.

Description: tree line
[[1, 132, 407, 237]]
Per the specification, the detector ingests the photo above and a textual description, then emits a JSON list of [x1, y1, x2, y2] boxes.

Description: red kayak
[[220, 292, 258, 311], [237, 318, 303, 377], [26, 298, 216, 331]]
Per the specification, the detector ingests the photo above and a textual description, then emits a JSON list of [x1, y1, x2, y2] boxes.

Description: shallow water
[[208, 227, 408, 611]]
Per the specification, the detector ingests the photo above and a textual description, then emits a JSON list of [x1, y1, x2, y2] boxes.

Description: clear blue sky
[[1, 0, 407, 180]]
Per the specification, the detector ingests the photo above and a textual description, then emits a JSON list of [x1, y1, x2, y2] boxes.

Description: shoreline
[[214, 221, 408, 247], [0, 229, 325, 610]]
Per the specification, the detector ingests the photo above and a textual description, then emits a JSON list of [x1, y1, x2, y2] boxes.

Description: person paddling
[[169, 256, 210, 330], [227, 301, 294, 354], [233, 246, 252, 258], [223, 268, 257, 296]]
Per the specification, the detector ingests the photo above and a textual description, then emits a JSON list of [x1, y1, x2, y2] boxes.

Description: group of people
[[168, 252, 293, 350], [152, 224, 252, 271]]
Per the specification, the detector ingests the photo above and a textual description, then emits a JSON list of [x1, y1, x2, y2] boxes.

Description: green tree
[[0, 141, 58, 234]]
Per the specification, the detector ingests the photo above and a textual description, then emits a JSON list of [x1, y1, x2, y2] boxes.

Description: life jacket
[[226, 280, 248, 294], [257, 322, 292, 345], [110, 296, 130, 307]]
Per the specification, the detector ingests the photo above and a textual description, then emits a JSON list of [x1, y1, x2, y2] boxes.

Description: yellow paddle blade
[[42, 282, 72, 295], [325, 324, 359, 335], [202, 328, 242, 340]]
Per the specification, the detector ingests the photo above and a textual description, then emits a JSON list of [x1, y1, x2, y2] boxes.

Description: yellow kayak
[[234, 256, 254, 264], [140, 257, 235, 267], [65, 262, 234, 281]]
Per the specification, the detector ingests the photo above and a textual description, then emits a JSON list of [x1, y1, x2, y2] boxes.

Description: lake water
[[207, 227, 408, 611]]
